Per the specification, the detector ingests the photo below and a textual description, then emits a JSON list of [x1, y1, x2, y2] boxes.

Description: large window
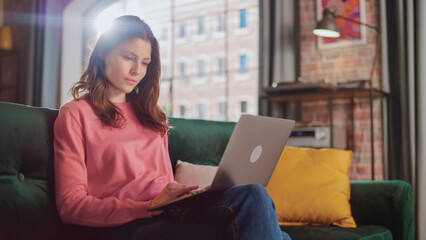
[[93, 0, 259, 121]]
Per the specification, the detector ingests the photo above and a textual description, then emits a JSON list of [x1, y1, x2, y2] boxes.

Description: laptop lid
[[148, 114, 295, 211], [211, 114, 295, 190]]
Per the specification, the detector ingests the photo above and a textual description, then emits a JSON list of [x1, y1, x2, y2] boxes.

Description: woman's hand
[[150, 182, 198, 216]]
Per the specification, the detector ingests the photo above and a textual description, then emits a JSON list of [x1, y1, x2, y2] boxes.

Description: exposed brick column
[[299, 0, 383, 180]]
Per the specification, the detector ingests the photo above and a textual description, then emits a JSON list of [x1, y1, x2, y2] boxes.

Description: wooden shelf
[[265, 88, 388, 102], [263, 84, 389, 180]]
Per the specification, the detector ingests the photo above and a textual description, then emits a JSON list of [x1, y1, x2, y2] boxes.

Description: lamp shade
[[313, 9, 340, 38]]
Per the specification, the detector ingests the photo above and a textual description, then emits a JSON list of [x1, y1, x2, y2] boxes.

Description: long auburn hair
[[71, 15, 168, 136]]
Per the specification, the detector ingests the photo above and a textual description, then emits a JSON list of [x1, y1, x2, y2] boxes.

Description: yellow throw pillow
[[265, 146, 357, 228]]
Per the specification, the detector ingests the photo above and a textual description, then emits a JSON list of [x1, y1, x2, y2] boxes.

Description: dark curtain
[[258, 0, 300, 117], [415, 1, 426, 239], [385, 0, 414, 184], [386, 0, 426, 239], [32, 0, 47, 107]]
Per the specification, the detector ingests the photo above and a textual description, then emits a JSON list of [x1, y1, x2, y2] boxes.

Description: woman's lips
[[125, 78, 138, 85]]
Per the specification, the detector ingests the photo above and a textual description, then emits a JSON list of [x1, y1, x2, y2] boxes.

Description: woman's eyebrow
[[121, 50, 137, 56], [121, 50, 150, 61]]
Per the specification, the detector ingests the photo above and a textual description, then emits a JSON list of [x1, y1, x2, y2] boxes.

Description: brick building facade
[[157, 0, 259, 122]]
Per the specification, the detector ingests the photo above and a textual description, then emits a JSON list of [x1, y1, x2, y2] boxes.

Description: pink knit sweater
[[54, 99, 175, 227]]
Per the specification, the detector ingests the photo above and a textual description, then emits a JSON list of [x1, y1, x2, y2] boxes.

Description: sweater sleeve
[[54, 106, 153, 227]]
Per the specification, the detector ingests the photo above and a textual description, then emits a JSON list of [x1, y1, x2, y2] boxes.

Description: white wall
[[40, 0, 62, 108], [60, 0, 98, 106]]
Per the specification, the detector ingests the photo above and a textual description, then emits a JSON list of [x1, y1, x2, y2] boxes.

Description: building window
[[240, 55, 248, 74], [218, 57, 225, 74], [179, 62, 186, 76], [180, 23, 185, 38], [219, 102, 227, 120], [198, 60, 205, 77], [240, 9, 247, 28], [218, 14, 225, 32], [241, 101, 247, 113], [198, 16, 204, 35], [179, 105, 185, 118], [198, 103, 205, 119]]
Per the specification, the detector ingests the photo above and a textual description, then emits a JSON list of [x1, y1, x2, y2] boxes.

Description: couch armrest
[[350, 180, 414, 240]]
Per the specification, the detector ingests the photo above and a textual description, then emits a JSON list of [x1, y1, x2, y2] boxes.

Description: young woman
[[54, 15, 291, 240]]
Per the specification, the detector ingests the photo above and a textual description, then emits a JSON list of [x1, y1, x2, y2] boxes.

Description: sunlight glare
[[95, 7, 123, 37]]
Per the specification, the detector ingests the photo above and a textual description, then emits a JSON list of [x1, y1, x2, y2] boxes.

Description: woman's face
[[103, 37, 152, 103]]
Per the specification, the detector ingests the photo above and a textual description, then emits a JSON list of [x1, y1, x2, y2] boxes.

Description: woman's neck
[[109, 95, 127, 103]]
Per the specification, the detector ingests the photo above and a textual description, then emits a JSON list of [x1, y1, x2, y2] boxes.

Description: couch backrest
[[0, 102, 106, 240], [167, 117, 236, 171], [0, 102, 236, 239], [0, 101, 65, 239]]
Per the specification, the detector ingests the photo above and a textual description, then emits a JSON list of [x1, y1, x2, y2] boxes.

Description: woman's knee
[[244, 183, 269, 195], [245, 183, 267, 193], [227, 184, 271, 201]]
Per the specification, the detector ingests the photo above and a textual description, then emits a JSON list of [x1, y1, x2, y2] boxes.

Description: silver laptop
[[148, 114, 295, 211]]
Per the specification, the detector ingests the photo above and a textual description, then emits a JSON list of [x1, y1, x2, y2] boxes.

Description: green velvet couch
[[0, 101, 414, 240]]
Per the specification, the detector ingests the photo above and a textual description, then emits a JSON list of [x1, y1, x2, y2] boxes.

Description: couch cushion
[[175, 160, 218, 189], [265, 146, 356, 227], [282, 225, 392, 240]]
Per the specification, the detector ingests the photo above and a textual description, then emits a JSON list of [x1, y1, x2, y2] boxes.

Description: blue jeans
[[100, 184, 291, 240]]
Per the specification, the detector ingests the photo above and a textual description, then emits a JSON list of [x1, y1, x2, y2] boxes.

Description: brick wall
[[299, 0, 383, 180]]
